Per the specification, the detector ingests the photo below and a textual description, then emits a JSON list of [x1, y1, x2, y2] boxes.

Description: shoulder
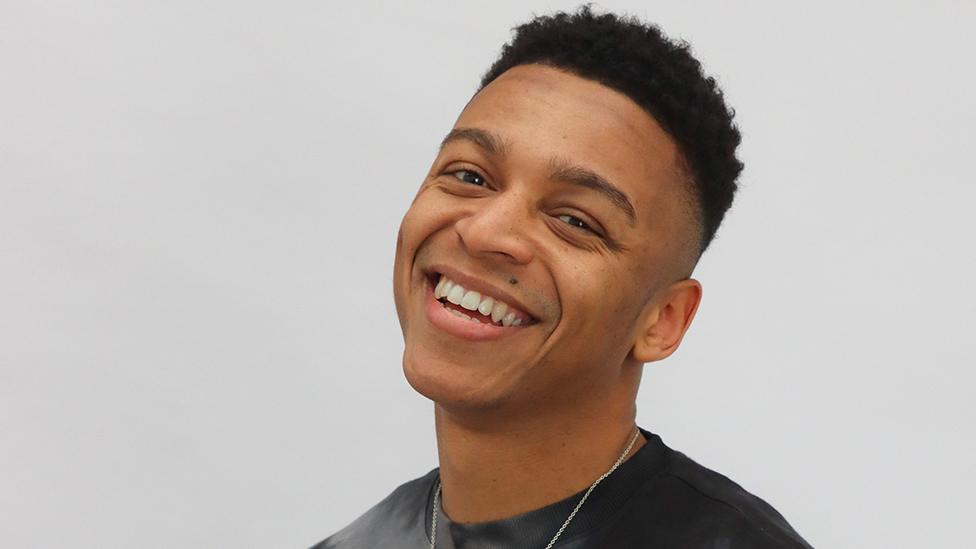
[[664, 448, 813, 547], [307, 468, 437, 549], [603, 442, 814, 548]]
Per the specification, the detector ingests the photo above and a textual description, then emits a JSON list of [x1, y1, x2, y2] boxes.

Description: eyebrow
[[440, 127, 510, 158], [439, 127, 637, 227]]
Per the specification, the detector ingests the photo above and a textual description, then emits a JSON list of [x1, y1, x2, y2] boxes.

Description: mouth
[[423, 270, 537, 341]]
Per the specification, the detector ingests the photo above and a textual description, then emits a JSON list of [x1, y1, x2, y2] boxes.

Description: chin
[[401, 348, 513, 411]]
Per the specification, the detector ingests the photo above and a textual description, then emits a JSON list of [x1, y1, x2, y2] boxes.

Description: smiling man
[[312, 5, 812, 549]]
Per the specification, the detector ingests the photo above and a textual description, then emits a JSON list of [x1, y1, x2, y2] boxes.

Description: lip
[[423, 264, 538, 323]]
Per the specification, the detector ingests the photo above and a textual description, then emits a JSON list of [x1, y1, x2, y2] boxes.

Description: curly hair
[[478, 4, 743, 262]]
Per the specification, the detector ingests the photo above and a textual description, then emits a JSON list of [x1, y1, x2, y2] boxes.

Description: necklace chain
[[429, 426, 641, 549]]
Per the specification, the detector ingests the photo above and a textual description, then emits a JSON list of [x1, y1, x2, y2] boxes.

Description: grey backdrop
[[2, 1, 973, 548]]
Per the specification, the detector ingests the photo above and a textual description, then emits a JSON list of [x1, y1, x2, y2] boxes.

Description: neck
[[433, 380, 646, 523]]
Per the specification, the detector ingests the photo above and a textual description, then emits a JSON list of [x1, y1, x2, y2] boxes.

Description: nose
[[453, 190, 535, 266]]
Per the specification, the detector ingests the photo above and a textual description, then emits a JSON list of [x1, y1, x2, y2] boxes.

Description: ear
[[630, 278, 703, 364]]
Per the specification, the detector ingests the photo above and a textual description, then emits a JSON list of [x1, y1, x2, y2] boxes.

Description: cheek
[[394, 191, 460, 278], [561, 267, 627, 327], [580, 271, 637, 335], [394, 197, 434, 282], [404, 191, 461, 238], [398, 199, 434, 246]]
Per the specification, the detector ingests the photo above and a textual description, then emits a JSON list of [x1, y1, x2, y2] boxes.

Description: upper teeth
[[434, 274, 524, 327]]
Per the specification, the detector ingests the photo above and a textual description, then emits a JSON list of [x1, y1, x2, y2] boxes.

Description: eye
[[557, 214, 597, 234], [449, 169, 487, 187]]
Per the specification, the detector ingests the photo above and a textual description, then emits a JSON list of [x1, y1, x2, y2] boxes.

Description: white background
[[2, 1, 973, 548]]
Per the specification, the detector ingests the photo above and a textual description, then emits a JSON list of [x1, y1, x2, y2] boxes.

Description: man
[[313, 5, 813, 548]]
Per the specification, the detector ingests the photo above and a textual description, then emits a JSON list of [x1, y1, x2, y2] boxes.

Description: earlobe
[[630, 279, 703, 364]]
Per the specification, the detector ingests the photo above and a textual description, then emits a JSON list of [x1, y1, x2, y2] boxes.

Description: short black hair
[[479, 3, 743, 263]]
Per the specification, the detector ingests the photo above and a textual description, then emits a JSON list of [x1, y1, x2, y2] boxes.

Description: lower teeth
[[441, 299, 494, 325], [447, 308, 476, 322]]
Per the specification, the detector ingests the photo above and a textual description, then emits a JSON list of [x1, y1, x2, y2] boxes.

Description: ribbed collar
[[424, 426, 668, 548]]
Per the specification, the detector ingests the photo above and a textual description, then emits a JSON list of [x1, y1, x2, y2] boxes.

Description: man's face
[[392, 63, 697, 414]]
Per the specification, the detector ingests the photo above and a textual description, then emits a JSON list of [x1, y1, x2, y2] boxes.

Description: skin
[[391, 63, 704, 523]]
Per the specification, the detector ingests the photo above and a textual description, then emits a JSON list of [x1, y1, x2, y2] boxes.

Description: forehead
[[455, 64, 685, 222]]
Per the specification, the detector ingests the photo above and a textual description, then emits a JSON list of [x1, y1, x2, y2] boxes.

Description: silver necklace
[[429, 426, 641, 549]]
